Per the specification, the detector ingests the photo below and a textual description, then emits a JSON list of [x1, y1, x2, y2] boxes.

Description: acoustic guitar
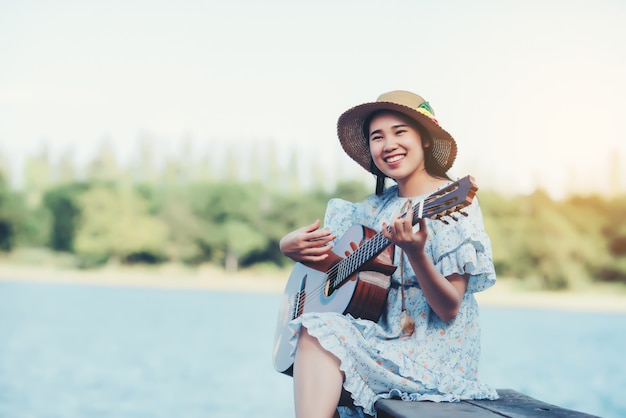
[[273, 175, 478, 375]]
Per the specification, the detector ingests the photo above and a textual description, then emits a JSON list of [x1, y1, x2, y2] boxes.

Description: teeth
[[386, 155, 404, 163]]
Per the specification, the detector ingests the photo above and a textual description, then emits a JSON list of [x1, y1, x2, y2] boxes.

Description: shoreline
[[1, 265, 625, 314], [0, 264, 287, 294]]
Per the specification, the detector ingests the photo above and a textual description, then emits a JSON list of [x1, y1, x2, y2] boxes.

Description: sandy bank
[[1, 265, 625, 314], [0, 264, 286, 293], [474, 279, 626, 314]]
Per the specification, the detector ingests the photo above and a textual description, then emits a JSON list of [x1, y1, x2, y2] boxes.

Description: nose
[[383, 137, 398, 152]]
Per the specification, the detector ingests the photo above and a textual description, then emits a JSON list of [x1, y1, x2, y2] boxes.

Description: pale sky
[[1, 0, 625, 197]]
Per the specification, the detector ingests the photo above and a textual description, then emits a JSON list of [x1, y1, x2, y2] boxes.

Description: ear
[[423, 139, 432, 148]]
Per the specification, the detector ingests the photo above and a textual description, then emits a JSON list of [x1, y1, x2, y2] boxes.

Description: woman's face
[[368, 111, 427, 184]]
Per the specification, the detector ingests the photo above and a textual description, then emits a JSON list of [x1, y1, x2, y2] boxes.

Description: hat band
[[415, 101, 438, 124]]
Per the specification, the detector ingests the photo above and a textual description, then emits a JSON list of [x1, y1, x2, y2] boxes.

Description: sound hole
[[325, 270, 338, 297]]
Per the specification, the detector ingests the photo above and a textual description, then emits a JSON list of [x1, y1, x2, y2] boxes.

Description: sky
[[1, 0, 625, 197]]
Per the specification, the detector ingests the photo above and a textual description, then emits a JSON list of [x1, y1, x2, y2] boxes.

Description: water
[[479, 307, 626, 417], [0, 281, 624, 418]]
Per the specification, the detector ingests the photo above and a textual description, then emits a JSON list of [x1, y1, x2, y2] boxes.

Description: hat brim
[[337, 101, 457, 174]]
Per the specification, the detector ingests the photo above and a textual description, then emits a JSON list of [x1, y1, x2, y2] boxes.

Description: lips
[[384, 154, 405, 164]]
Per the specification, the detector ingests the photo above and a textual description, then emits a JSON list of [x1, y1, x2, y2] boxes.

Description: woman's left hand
[[381, 209, 428, 254]]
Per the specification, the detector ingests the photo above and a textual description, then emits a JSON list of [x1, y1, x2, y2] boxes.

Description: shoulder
[[366, 185, 400, 206], [324, 187, 396, 229]]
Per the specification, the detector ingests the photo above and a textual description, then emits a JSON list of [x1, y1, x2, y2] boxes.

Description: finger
[[308, 228, 334, 241], [394, 218, 413, 240], [307, 236, 336, 250], [381, 222, 393, 240], [393, 218, 405, 235], [383, 223, 400, 243], [303, 219, 322, 233], [302, 253, 330, 262], [404, 207, 413, 228], [417, 217, 428, 233], [302, 244, 334, 256]]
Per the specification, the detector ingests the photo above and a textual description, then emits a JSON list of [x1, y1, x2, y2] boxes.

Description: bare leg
[[293, 327, 344, 418]]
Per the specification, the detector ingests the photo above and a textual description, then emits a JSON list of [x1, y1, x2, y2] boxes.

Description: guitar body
[[273, 224, 396, 375]]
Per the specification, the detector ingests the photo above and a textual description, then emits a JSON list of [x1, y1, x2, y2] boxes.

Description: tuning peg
[[449, 214, 458, 222], [459, 210, 469, 217]]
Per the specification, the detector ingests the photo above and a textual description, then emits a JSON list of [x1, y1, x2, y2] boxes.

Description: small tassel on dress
[[399, 199, 415, 338], [399, 253, 415, 338], [400, 309, 415, 337]]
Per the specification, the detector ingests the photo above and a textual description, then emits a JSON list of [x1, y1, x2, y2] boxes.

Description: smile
[[385, 155, 405, 163]]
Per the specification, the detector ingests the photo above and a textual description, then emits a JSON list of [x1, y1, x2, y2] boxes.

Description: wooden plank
[[375, 398, 491, 418], [374, 389, 600, 418]]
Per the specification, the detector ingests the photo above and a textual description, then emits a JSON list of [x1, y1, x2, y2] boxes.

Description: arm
[[407, 249, 468, 323], [382, 215, 468, 323]]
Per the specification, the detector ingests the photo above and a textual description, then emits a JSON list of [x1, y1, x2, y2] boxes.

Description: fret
[[321, 176, 476, 290]]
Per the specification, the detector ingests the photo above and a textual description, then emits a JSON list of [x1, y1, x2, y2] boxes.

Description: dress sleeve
[[323, 198, 360, 241], [428, 197, 496, 293]]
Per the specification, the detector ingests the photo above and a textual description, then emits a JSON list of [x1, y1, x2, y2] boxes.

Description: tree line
[[1, 168, 625, 290], [1, 137, 625, 290]]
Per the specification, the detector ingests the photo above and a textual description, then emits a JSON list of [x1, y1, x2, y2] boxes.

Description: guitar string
[[293, 178, 471, 315], [292, 203, 427, 315], [292, 202, 467, 316], [293, 230, 391, 315], [293, 201, 469, 316]]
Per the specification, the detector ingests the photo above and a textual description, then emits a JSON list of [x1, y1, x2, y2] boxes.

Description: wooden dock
[[373, 389, 599, 417]]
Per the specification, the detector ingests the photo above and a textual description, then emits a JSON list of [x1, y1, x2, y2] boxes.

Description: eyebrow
[[369, 124, 409, 138]]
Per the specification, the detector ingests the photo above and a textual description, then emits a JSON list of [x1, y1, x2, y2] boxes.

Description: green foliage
[[16, 206, 52, 248], [4, 156, 626, 289], [333, 180, 371, 203], [73, 185, 169, 267], [187, 181, 281, 268], [153, 189, 210, 264], [0, 172, 41, 251], [0, 189, 17, 251], [592, 195, 626, 282], [480, 188, 623, 289], [42, 183, 90, 251]]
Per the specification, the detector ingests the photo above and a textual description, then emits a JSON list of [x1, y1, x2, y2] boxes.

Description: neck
[[397, 171, 445, 197]]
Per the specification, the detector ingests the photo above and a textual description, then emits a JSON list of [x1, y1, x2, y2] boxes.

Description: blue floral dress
[[288, 184, 499, 417]]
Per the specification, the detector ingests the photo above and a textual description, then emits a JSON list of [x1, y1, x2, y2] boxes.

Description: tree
[[54, 148, 77, 184], [148, 185, 212, 264], [73, 185, 169, 266], [23, 146, 52, 207], [189, 181, 276, 270], [481, 189, 612, 289], [86, 138, 120, 183], [132, 133, 159, 184], [0, 173, 21, 251], [42, 183, 89, 251]]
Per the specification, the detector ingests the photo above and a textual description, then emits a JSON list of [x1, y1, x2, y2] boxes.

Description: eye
[[370, 134, 383, 141]]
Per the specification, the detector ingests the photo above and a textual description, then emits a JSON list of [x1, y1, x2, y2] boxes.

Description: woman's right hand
[[279, 219, 336, 263]]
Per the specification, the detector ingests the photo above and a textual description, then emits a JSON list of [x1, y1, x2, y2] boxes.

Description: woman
[[279, 90, 498, 417]]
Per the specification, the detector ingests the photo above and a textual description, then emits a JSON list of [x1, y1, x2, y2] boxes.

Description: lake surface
[[0, 280, 624, 417]]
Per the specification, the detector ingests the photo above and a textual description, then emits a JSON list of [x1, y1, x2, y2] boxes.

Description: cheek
[[369, 141, 383, 159], [369, 143, 389, 173]]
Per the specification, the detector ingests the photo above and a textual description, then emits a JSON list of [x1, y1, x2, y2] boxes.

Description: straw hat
[[337, 90, 457, 174]]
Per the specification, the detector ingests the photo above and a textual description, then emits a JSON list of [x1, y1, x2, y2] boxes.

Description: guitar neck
[[337, 230, 392, 282], [330, 175, 477, 287]]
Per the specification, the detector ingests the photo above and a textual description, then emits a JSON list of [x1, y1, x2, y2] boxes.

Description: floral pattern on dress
[[288, 184, 498, 417]]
